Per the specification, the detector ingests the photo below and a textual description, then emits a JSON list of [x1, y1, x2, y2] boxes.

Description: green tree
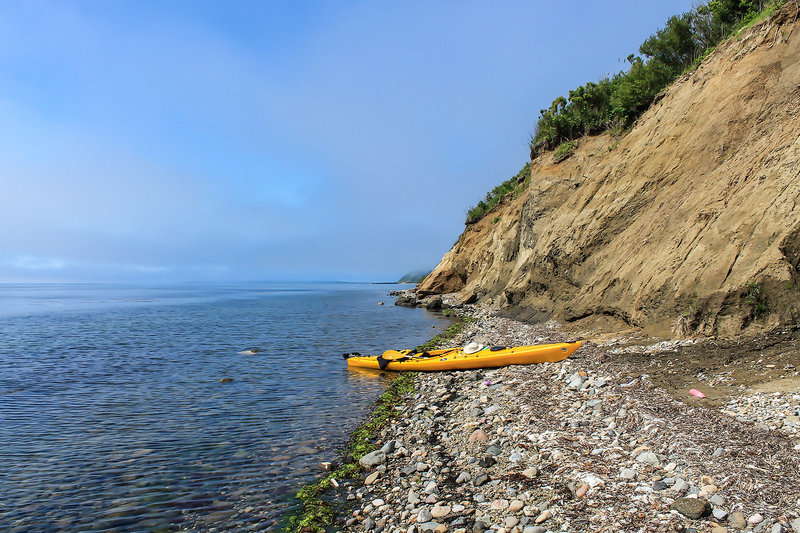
[[639, 13, 698, 73]]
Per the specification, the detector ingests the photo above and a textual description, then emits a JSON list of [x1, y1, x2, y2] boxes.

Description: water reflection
[[0, 283, 453, 532]]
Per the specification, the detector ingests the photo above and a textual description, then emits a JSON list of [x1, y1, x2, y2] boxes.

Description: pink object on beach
[[689, 388, 706, 398]]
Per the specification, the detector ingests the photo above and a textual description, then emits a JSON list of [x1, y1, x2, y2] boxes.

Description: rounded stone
[[728, 511, 747, 529], [509, 500, 524, 512], [670, 497, 711, 519], [635, 451, 660, 466], [473, 520, 489, 532], [468, 429, 489, 442], [431, 505, 451, 519], [491, 499, 509, 510]]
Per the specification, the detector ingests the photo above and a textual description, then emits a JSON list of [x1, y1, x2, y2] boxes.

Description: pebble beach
[[323, 302, 800, 533]]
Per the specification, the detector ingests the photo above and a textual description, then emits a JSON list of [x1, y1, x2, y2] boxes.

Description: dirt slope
[[418, 4, 800, 338]]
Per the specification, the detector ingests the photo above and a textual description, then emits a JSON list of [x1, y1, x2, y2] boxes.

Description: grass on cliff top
[[288, 315, 474, 532]]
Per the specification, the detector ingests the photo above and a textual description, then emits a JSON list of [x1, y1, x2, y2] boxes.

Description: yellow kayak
[[344, 341, 582, 372]]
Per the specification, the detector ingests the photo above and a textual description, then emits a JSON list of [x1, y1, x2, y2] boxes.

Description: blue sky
[[0, 0, 694, 282]]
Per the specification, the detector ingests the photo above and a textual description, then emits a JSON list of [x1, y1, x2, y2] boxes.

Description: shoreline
[[290, 302, 800, 533]]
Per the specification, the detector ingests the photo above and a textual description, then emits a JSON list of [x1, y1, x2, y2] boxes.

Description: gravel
[[328, 309, 800, 532]]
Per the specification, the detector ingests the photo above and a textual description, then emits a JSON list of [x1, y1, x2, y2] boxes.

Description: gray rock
[[792, 518, 800, 532], [473, 520, 489, 532], [364, 517, 376, 531], [395, 296, 417, 307], [424, 296, 443, 310], [523, 528, 546, 533], [772, 524, 785, 533], [456, 471, 471, 484], [478, 456, 496, 468], [619, 468, 637, 480], [417, 509, 433, 523], [652, 480, 668, 491], [359, 450, 386, 468], [419, 522, 442, 533], [401, 464, 417, 476], [712, 508, 728, 520], [635, 451, 660, 466], [670, 497, 711, 519], [484, 405, 500, 416], [380, 440, 397, 454], [709, 494, 725, 506], [672, 478, 689, 492], [473, 473, 490, 486], [486, 445, 502, 456], [567, 377, 585, 390]]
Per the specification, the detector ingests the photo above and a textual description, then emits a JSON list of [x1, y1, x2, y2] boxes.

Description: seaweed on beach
[[288, 371, 418, 532]]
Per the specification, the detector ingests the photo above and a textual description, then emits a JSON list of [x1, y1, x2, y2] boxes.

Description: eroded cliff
[[418, 4, 800, 337]]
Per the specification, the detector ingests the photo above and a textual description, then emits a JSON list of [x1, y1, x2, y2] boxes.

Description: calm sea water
[[0, 282, 452, 532]]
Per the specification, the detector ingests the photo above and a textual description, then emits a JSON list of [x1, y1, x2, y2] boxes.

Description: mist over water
[[0, 282, 452, 531]]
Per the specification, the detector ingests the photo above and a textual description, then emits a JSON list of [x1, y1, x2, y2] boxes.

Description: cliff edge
[[419, 4, 800, 338]]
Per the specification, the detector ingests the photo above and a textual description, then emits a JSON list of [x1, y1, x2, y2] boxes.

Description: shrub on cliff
[[465, 162, 531, 224]]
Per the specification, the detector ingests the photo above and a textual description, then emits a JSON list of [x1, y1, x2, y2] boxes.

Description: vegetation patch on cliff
[[465, 162, 531, 225]]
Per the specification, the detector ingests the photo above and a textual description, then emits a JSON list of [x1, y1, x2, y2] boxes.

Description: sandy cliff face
[[419, 5, 800, 337]]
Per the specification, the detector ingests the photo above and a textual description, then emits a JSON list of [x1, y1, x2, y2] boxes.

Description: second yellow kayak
[[345, 341, 581, 371]]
